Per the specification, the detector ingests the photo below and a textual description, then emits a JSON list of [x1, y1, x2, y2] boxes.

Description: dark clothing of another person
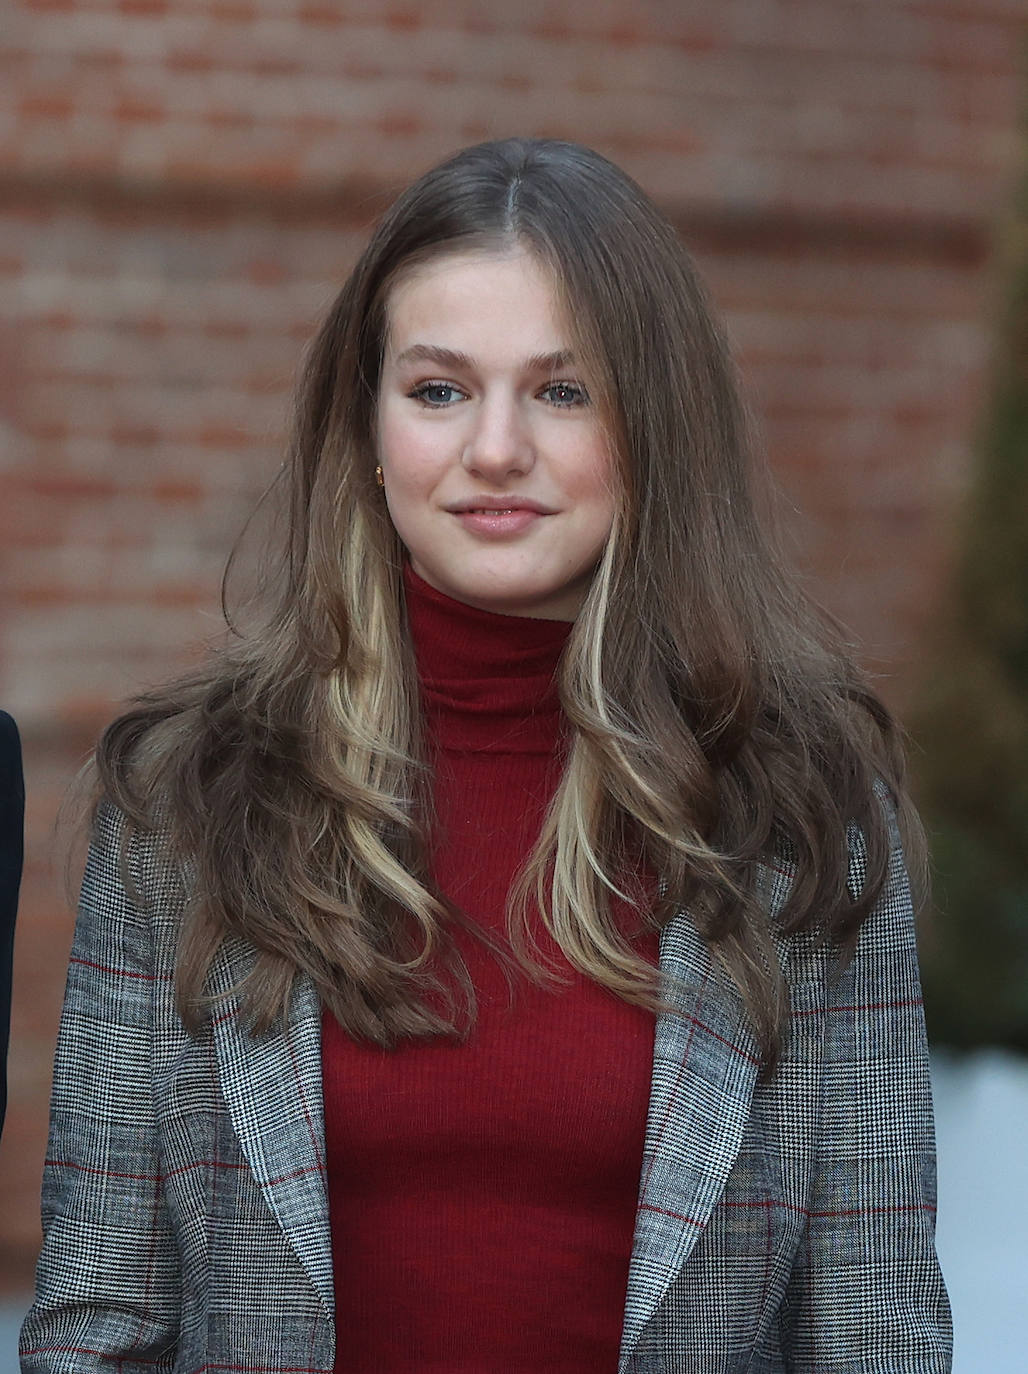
[[0, 711, 24, 1135]]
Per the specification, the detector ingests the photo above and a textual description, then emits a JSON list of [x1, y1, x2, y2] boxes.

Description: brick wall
[[0, 0, 1022, 1292]]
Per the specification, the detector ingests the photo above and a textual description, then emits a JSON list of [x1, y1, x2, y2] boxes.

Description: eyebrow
[[391, 344, 578, 374]]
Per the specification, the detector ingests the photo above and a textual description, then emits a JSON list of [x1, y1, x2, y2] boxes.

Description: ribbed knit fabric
[[322, 567, 659, 1373]]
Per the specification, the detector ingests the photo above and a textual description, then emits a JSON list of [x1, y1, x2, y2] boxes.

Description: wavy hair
[[96, 137, 919, 1068]]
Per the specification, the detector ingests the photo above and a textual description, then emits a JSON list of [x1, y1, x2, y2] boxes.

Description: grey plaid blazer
[[21, 800, 952, 1372]]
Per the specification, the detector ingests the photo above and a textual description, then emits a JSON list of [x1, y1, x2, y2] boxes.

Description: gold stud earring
[[375, 465, 384, 488]]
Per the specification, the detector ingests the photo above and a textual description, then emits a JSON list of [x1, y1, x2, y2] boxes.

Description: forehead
[[383, 248, 572, 356]]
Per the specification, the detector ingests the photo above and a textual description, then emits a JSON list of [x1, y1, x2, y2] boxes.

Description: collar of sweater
[[403, 563, 573, 755]]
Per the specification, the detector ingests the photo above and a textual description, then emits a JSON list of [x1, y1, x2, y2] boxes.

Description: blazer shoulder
[[85, 798, 191, 942], [0, 714, 24, 887], [757, 791, 908, 987], [0, 713, 24, 800]]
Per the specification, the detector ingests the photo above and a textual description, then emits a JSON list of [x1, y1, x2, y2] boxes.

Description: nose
[[461, 391, 535, 482]]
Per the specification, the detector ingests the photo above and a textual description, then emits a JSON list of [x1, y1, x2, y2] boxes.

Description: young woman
[[21, 138, 951, 1372]]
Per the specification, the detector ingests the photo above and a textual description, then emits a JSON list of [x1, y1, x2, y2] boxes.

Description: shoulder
[[760, 782, 915, 976], [83, 798, 189, 937], [0, 715, 24, 882], [0, 712, 23, 790]]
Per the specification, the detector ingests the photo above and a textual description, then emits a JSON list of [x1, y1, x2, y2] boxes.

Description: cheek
[[587, 497, 617, 553], [377, 408, 452, 491], [376, 406, 407, 466], [567, 444, 617, 525]]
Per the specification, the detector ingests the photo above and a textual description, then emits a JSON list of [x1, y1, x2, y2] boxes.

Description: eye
[[409, 382, 466, 408], [540, 381, 589, 408]]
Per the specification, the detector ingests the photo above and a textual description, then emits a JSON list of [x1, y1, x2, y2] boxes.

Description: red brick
[[108, 421, 161, 445], [167, 49, 215, 74], [244, 256, 287, 286], [298, 4, 345, 26], [194, 423, 254, 448], [242, 157, 304, 188], [112, 97, 165, 124], [606, 22, 644, 47], [117, 0, 169, 15], [531, 17, 574, 42], [210, 0, 258, 21], [374, 111, 424, 138], [497, 72, 532, 94], [25, 474, 120, 500], [341, 58, 386, 81], [385, 9, 422, 32], [253, 55, 303, 79], [36, 310, 78, 331], [207, 107, 255, 130], [21, 417, 70, 442], [66, 146, 120, 175], [79, 49, 126, 74], [19, 93, 76, 120], [151, 479, 205, 501]]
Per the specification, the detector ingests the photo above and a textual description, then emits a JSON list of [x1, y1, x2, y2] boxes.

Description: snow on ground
[[2, 1050, 1026, 1371]]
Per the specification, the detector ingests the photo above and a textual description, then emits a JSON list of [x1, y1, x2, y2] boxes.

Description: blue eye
[[411, 382, 464, 407], [541, 381, 588, 407]]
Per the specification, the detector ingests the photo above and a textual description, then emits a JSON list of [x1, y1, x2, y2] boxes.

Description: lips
[[449, 504, 550, 536], [445, 498, 555, 516]]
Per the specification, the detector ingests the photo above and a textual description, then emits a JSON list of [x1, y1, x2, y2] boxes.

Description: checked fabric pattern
[[621, 815, 952, 1371], [21, 798, 951, 1372]]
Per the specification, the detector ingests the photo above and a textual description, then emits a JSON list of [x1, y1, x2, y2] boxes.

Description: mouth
[[445, 499, 555, 516], [446, 503, 551, 537]]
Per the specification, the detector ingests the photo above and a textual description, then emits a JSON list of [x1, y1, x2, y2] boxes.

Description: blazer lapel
[[209, 938, 333, 1315], [618, 909, 761, 1372]]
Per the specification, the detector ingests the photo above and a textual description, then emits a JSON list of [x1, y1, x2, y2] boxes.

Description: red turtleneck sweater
[[321, 568, 659, 1372]]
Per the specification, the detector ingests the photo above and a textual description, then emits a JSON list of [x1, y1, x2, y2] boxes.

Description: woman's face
[[376, 248, 616, 620]]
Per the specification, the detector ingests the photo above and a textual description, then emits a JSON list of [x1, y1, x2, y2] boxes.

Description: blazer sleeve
[[20, 802, 182, 1373], [777, 802, 953, 1370]]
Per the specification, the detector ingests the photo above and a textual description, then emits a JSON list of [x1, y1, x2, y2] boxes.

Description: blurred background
[[0, 0, 1025, 1369]]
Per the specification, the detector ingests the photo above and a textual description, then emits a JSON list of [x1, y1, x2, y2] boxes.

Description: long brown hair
[[97, 137, 918, 1068]]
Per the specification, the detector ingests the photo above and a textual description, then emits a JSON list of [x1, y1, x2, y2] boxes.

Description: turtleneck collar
[[403, 563, 574, 755]]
